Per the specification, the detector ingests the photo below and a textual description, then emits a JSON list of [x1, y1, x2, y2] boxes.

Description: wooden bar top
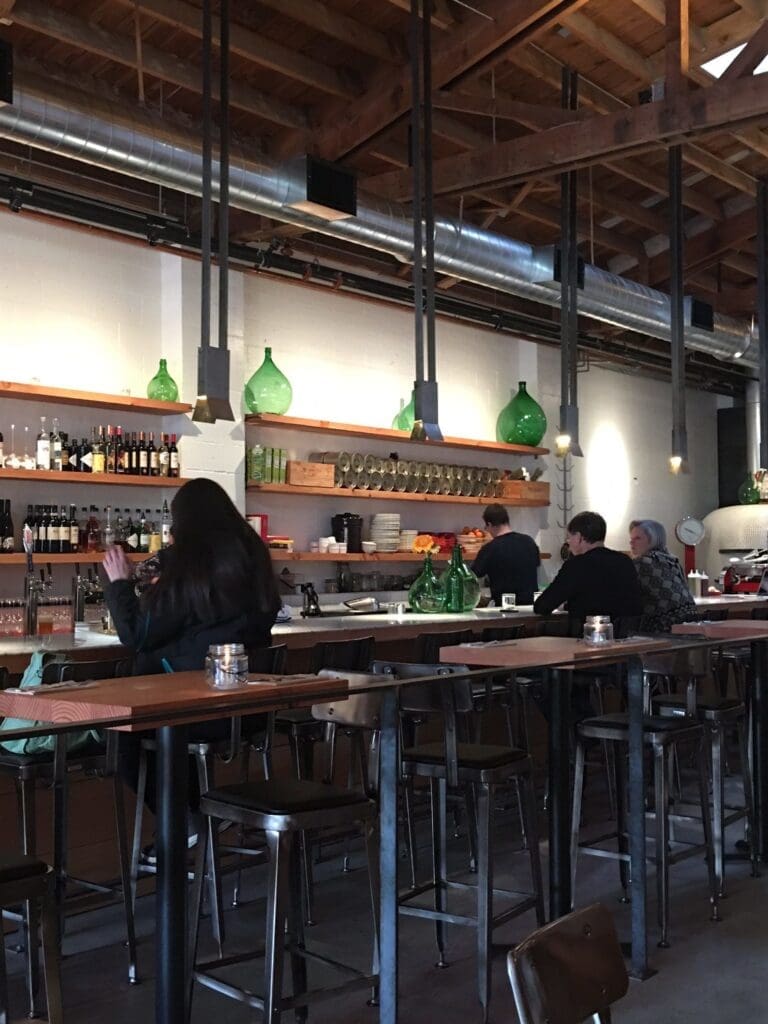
[[671, 619, 768, 640], [439, 635, 671, 670], [0, 671, 349, 732]]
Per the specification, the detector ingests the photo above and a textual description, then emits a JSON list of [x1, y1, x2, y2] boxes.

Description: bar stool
[[0, 856, 63, 1024], [0, 656, 137, 994], [392, 662, 545, 1023], [570, 708, 719, 948], [190, 776, 379, 1021]]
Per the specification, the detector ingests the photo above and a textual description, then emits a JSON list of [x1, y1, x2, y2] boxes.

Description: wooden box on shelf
[[497, 480, 550, 503], [285, 460, 335, 487]]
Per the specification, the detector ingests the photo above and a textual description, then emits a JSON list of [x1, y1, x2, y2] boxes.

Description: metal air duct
[[0, 88, 757, 368]]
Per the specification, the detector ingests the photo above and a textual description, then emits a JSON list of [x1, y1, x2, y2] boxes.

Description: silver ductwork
[[0, 89, 758, 367], [747, 379, 761, 472]]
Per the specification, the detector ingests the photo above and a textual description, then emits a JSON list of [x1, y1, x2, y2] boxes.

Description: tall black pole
[[757, 178, 768, 468], [422, 1, 436, 386], [559, 68, 580, 454], [218, 0, 229, 353], [669, 144, 687, 467], [410, 0, 424, 388], [200, 0, 212, 353]]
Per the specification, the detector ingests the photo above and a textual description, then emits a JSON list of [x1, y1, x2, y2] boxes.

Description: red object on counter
[[683, 543, 696, 575]]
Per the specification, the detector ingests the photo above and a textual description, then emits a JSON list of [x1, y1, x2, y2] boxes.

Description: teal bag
[[0, 651, 102, 755]]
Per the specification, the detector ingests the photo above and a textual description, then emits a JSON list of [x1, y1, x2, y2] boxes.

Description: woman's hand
[[102, 545, 132, 583]]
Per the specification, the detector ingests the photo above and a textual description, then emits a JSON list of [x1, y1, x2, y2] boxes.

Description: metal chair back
[[311, 636, 375, 673], [312, 671, 382, 730], [507, 903, 628, 1024], [415, 630, 473, 663], [42, 657, 131, 684], [480, 624, 525, 642], [248, 644, 287, 674]]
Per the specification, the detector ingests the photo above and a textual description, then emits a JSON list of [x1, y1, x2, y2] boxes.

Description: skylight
[[701, 42, 768, 78]]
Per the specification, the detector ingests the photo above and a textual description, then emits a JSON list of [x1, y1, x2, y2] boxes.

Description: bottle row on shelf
[[0, 417, 181, 476], [0, 500, 171, 556]]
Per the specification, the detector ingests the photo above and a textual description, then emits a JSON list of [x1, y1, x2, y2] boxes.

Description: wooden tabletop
[[439, 635, 671, 670], [0, 671, 350, 732], [671, 619, 768, 640]]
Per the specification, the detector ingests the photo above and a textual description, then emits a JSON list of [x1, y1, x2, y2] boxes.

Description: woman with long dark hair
[[103, 477, 280, 672]]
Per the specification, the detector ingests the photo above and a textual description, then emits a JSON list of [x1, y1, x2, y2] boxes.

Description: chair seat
[[717, 646, 750, 662], [403, 741, 528, 770], [275, 709, 326, 735], [653, 696, 745, 722], [202, 779, 371, 816], [0, 742, 105, 770], [0, 853, 48, 885], [578, 712, 703, 744]]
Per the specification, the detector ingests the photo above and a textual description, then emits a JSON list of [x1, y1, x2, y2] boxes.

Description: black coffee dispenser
[[331, 512, 363, 553]]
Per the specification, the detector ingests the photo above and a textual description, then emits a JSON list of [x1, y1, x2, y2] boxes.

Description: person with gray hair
[[629, 518, 696, 632]]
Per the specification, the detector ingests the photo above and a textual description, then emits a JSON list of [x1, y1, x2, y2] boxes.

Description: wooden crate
[[286, 460, 336, 487], [496, 480, 550, 504]]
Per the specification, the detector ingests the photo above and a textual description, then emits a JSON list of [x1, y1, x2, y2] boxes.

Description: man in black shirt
[[472, 504, 540, 605], [534, 510, 642, 626]]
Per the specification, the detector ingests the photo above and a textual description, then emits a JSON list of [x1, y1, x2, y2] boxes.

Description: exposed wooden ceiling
[[1, 0, 767, 388]]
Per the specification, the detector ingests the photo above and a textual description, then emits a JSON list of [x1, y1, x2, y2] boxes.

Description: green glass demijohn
[[146, 358, 179, 402], [408, 552, 446, 613], [440, 544, 481, 613], [244, 345, 293, 415], [496, 381, 547, 446], [391, 390, 416, 431], [738, 472, 761, 505]]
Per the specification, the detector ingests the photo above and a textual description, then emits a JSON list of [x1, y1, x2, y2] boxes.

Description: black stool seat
[[0, 742, 104, 770], [654, 696, 744, 722], [0, 853, 48, 884], [275, 708, 325, 730], [578, 713, 703, 745], [403, 742, 528, 771], [202, 779, 371, 817]]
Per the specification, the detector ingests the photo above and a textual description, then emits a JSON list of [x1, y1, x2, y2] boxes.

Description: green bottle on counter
[[146, 358, 179, 402], [408, 552, 446, 613], [441, 544, 482, 613], [391, 390, 416, 431]]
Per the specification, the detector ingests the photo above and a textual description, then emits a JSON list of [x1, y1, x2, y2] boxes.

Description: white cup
[[318, 537, 330, 553], [328, 543, 341, 554], [501, 593, 517, 611], [337, 542, 348, 554]]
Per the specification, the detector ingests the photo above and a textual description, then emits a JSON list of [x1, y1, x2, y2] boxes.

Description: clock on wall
[[675, 516, 706, 573]]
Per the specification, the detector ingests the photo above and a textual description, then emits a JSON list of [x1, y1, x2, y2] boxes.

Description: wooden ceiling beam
[[9, 0, 310, 131], [605, 158, 722, 220], [249, 0, 405, 63], [310, 0, 590, 160], [431, 89, 589, 128], [366, 73, 768, 199], [720, 18, 768, 81], [665, 0, 690, 99], [682, 144, 756, 195], [514, 197, 648, 260], [115, 0, 358, 98], [646, 205, 757, 283], [380, 0, 457, 30], [563, 10, 659, 83]]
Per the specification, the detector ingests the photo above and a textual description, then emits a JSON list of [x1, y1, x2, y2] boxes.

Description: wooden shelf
[[270, 551, 551, 561], [0, 380, 191, 415], [0, 469, 188, 487], [0, 552, 151, 566], [248, 482, 549, 508], [246, 413, 549, 457]]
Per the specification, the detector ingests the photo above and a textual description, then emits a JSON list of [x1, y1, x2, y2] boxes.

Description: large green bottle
[[440, 544, 481, 613], [408, 552, 446, 613], [244, 346, 293, 415], [738, 472, 761, 505], [146, 358, 179, 402], [496, 381, 547, 446], [392, 390, 416, 431]]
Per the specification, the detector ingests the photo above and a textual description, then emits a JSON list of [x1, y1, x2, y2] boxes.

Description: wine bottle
[[61, 432, 71, 471], [105, 425, 115, 474], [86, 506, 101, 552], [126, 511, 139, 552], [51, 418, 62, 472], [36, 416, 51, 471], [139, 510, 150, 552], [80, 433, 94, 473], [103, 505, 115, 548], [161, 499, 171, 548], [59, 504, 71, 554], [138, 431, 149, 476], [92, 427, 106, 474], [158, 434, 170, 477], [0, 431, 4, 468], [68, 438, 79, 472], [148, 432, 159, 476], [129, 432, 139, 475], [48, 507, 61, 555], [39, 506, 50, 554], [69, 505, 80, 554], [116, 426, 127, 474], [1, 499, 14, 553], [169, 434, 180, 477]]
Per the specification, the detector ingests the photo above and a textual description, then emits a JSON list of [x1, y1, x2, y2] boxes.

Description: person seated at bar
[[534, 510, 643, 628], [102, 477, 281, 827], [471, 503, 540, 605], [629, 518, 696, 632]]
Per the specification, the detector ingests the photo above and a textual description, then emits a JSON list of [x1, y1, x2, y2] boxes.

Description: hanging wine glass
[[6, 424, 20, 470]]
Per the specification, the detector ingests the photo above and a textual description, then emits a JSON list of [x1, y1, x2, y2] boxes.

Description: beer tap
[[22, 524, 46, 636]]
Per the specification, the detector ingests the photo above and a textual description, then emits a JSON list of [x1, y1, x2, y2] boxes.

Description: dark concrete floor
[[5, 771, 768, 1023]]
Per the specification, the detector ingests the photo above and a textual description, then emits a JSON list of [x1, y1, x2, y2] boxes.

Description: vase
[[440, 544, 481, 613], [738, 472, 761, 505], [408, 552, 446, 613], [146, 358, 179, 402], [244, 346, 293, 415], [496, 381, 547, 446], [392, 391, 416, 431]]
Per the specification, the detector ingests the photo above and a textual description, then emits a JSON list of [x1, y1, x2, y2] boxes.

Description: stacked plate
[[399, 529, 418, 552], [371, 513, 401, 552]]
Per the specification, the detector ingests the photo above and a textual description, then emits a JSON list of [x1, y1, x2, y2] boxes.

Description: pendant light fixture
[[192, 0, 234, 423]]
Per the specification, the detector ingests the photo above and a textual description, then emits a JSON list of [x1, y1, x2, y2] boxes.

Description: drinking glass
[[501, 593, 517, 611]]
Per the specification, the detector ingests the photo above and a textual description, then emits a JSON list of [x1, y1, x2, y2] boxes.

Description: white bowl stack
[[370, 513, 401, 552], [399, 529, 419, 552]]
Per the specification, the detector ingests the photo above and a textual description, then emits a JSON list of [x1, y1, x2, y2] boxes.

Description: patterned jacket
[[634, 548, 697, 633]]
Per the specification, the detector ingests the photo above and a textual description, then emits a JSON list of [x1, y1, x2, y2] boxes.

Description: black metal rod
[[757, 178, 768, 467], [751, 640, 768, 862], [669, 143, 687, 461], [560, 68, 579, 443], [627, 655, 650, 978], [378, 688, 400, 1024], [200, 0, 212, 353], [410, 0, 424, 389], [155, 724, 189, 1023], [218, 0, 230, 352], [547, 668, 572, 918], [422, 0, 436, 385]]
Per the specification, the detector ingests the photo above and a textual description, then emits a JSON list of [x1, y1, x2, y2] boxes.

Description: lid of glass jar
[[585, 615, 611, 624], [208, 643, 246, 655]]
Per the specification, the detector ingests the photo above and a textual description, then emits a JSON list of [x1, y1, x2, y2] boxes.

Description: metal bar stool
[[0, 856, 63, 1024], [507, 903, 628, 1024], [190, 777, 379, 1022], [392, 662, 545, 1023]]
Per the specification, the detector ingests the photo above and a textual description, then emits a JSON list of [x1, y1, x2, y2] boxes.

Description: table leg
[[750, 640, 768, 862], [155, 724, 188, 1024], [378, 688, 399, 1024], [548, 668, 571, 919], [627, 655, 650, 979]]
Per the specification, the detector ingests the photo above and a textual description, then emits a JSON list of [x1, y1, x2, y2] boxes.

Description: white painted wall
[[0, 210, 723, 599]]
